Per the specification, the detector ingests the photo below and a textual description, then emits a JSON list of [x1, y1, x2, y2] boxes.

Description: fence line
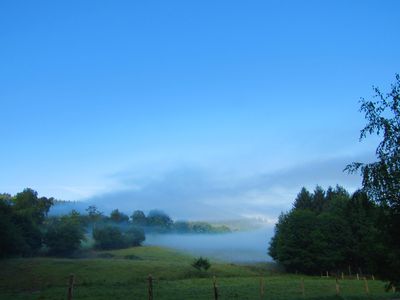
[[64, 273, 396, 299]]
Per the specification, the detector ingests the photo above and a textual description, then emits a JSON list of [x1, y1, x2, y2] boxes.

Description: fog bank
[[144, 226, 274, 263]]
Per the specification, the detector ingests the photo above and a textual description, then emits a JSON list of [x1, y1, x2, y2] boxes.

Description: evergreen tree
[[293, 187, 313, 210], [311, 185, 325, 213]]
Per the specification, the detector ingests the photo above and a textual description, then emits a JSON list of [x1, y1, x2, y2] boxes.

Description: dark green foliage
[[346, 75, 400, 287], [191, 257, 211, 271], [270, 210, 321, 273], [344, 191, 382, 272], [110, 209, 129, 223], [86, 205, 103, 224], [345, 74, 400, 210], [11, 213, 43, 254], [173, 220, 191, 232], [316, 212, 352, 270], [269, 186, 382, 275], [293, 187, 313, 210], [1, 188, 226, 258], [130, 210, 228, 234], [191, 222, 213, 233], [93, 226, 126, 250], [93, 225, 145, 250], [131, 210, 147, 226], [0, 189, 54, 257], [13, 188, 53, 225], [0, 200, 27, 257], [0, 193, 12, 203], [124, 227, 145, 246], [173, 220, 231, 234], [324, 186, 349, 214], [44, 210, 85, 255], [146, 210, 173, 231], [311, 186, 325, 213]]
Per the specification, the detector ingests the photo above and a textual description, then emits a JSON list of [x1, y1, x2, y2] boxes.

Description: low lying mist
[[145, 226, 274, 263]]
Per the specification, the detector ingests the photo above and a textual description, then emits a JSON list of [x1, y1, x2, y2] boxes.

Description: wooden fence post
[[259, 277, 264, 299], [326, 271, 329, 278], [335, 278, 340, 296], [148, 274, 153, 300], [392, 285, 396, 293], [372, 274, 375, 281], [213, 276, 219, 300], [67, 274, 75, 300], [356, 273, 359, 280], [341, 272, 344, 280], [364, 277, 370, 295], [300, 277, 305, 298]]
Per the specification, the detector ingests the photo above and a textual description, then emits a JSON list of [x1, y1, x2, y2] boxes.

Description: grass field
[[0, 246, 398, 300]]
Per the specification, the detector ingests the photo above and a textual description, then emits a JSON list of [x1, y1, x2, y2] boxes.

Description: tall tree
[[110, 209, 129, 223], [131, 210, 147, 226], [1, 189, 53, 256], [346, 74, 400, 210], [86, 205, 103, 228], [269, 209, 322, 273], [293, 187, 313, 210], [346, 74, 400, 288], [311, 186, 325, 213], [13, 188, 53, 225]]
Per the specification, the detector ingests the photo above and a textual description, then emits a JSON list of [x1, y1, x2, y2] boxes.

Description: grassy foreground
[[0, 246, 398, 300]]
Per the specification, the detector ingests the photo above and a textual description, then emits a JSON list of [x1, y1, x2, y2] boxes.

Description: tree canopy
[[346, 74, 400, 288], [269, 186, 383, 275], [346, 74, 400, 210]]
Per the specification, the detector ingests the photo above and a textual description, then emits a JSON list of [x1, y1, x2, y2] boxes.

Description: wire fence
[[64, 273, 397, 300]]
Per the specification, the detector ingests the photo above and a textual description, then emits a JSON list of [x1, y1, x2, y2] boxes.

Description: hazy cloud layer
[[73, 154, 368, 222]]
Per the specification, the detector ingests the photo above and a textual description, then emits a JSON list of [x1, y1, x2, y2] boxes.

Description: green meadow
[[0, 246, 397, 300]]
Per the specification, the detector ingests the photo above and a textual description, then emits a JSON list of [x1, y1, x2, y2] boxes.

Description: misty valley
[[1, 2, 400, 298], [1, 181, 400, 299]]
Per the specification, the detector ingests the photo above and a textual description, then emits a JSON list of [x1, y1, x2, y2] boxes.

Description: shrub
[[125, 227, 145, 246], [191, 257, 211, 271], [93, 226, 145, 250], [44, 212, 85, 255]]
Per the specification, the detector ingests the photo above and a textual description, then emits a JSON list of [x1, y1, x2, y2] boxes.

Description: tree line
[[0, 189, 231, 258], [97, 207, 230, 234], [269, 185, 385, 275]]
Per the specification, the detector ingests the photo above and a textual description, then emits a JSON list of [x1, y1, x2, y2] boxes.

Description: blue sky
[[1, 1, 399, 220]]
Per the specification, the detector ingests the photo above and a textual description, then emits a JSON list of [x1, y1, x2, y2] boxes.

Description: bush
[[191, 257, 211, 271], [125, 227, 145, 246], [93, 226, 125, 250], [44, 212, 85, 256], [93, 226, 145, 250]]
